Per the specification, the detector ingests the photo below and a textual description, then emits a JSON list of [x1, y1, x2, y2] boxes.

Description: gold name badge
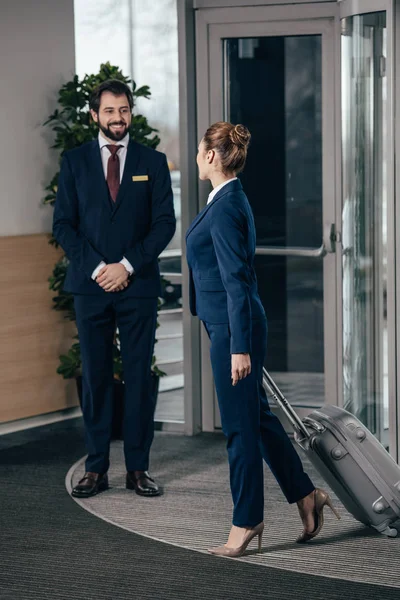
[[132, 175, 149, 182]]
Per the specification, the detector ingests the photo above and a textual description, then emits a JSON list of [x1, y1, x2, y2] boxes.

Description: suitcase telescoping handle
[[262, 368, 310, 439]]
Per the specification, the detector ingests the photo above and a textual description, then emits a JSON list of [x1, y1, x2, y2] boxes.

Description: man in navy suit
[[53, 79, 175, 498]]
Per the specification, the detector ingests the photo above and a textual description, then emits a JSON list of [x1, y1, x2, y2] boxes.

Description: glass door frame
[[196, 3, 342, 431], [339, 0, 397, 459]]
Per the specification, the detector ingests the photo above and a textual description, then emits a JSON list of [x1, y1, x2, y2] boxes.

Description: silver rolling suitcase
[[262, 368, 400, 537]]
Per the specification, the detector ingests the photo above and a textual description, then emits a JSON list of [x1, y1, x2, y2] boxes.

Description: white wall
[[0, 0, 75, 236]]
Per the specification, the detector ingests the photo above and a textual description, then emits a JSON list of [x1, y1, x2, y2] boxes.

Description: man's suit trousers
[[74, 293, 158, 473], [204, 318, 315, 527]]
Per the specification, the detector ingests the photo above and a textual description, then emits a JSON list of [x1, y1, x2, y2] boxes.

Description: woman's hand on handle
[[231, 353, 251, 386]]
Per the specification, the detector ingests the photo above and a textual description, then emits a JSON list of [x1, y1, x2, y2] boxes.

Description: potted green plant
[[45, 63, 166, 438]]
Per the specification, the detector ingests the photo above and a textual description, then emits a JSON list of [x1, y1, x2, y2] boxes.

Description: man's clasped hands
[[96, 263, 130, 292]]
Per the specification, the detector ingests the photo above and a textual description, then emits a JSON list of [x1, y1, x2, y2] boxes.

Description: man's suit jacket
[[185, 179, 265, 354], [53, 139, 176, 297]]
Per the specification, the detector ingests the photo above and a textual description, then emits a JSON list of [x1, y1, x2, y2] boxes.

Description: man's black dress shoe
[[71, 472, 109, 498], [126, 471, 160, 497]]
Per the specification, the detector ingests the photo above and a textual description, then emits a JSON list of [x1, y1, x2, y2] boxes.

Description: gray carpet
[[2, 419, 400, 600], [68, 433, 400, 588]]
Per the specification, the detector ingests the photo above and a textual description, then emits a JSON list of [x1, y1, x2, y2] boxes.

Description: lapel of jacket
[[112, 140, 140, 216], [88, 140, 111, 212], [185, 179, 242, 239]]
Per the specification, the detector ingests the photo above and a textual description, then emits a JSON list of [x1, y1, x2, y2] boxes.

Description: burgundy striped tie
[[106, 144, 123, 202]]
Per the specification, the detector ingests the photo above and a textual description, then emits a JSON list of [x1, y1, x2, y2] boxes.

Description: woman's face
[[196, 139, 213, 181]]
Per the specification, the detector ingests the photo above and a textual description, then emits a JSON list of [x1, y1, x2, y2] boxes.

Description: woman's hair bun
[[202, 121, 250, 174], [229, 124, 251, 148]]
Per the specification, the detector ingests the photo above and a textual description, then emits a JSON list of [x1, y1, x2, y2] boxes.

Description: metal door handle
[[256, 244, 327, 258], [256, 223, 338, 258]]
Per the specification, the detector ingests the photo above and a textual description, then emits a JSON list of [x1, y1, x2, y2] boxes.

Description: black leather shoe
[[72, 472, 109, 498], [126, 471, 160, 497]]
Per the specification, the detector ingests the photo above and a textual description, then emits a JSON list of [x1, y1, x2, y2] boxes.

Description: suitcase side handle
[[262, 368, 310, 439]]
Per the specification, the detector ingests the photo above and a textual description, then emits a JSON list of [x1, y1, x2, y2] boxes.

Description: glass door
[[340, 3, 395, 453], [196, 8, 339, 429], [226, 34, 327, 416]]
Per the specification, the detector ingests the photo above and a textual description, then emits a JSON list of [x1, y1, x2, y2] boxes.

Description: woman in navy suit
[[186, 122, 339, 557]]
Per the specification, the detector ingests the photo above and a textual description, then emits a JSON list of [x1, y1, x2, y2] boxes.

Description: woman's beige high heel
[[208, 522, 264, 557], [296, 488, 341, 543]]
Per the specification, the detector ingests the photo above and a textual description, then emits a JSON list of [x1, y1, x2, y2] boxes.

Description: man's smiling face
[[90, 91, 132, 142]]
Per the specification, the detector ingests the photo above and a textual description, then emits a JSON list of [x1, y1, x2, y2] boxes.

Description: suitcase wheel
[[383, 527, 398, 538], [373, 525, 398, 538]]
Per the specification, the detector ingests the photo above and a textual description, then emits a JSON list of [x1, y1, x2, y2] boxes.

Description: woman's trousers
[[204, 318, 315, 527]]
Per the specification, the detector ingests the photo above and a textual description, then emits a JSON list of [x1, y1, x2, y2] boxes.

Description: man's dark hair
[[89, 79, 134, 113]]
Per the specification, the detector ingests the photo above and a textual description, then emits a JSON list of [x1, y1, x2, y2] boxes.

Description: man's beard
[[98, 120, 129, 142]]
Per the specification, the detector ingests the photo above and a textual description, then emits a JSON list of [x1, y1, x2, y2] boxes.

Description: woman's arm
[[209, 198, 252, 354]]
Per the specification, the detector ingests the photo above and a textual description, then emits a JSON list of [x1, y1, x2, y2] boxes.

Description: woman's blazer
[[186, 179, 265, 354]]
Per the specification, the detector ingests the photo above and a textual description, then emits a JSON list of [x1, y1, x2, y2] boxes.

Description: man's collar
[[98, 131, 130, 149]]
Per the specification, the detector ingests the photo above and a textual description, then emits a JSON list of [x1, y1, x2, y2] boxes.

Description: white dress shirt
[[207, 177, 238, 205], [98, 130, 129, 181], [91, 132, 134, 280]]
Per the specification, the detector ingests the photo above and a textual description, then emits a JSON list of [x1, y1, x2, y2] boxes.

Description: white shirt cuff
[[92, 261, 106, 280], [120, 257, 134, 275]]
